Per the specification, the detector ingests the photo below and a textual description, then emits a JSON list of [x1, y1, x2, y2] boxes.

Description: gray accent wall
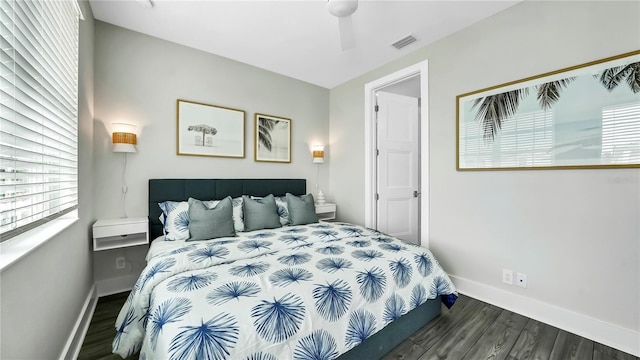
[[92, 22, 329, 283], [0, 1, 95, 358], [329, 0, 639, 336]]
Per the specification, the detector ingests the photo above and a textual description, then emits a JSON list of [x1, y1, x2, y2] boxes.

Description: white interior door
[[376, 91, 420, 244]]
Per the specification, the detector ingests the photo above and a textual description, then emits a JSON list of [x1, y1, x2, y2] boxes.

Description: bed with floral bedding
[[112, 179, 457, 360]]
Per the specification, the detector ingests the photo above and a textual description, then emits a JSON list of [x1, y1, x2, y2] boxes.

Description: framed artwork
[[255, 113, 291, 163], [177, 99, 245, 158], [457, 50, 640, 170]]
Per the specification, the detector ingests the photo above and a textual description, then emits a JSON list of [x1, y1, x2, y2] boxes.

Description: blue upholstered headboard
[[148, 178, 306, 240]]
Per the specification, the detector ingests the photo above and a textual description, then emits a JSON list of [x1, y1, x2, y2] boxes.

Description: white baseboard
[[96, 274, 139, 297], [449, 275, 640, 357], [58, 277, 136, 360], [59, 284, 98, 360]]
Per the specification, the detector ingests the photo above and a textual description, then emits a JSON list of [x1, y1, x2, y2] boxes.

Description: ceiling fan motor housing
[[327, 0, 358, 18]]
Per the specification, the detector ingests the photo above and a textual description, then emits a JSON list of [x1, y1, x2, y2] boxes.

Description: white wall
[[329, 0, 639, 352], [0, 2, 95, 358], [92, 22, 330, 283]]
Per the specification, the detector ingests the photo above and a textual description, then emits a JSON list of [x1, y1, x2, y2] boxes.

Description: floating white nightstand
[[92, 217, 149, 251], [315, 203, 337, 222]]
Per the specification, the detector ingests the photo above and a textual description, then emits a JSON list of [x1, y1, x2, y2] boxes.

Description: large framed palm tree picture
[[177, 99, 245, 158], [255, 113, 291, 163], [457, 50, 640, 170]]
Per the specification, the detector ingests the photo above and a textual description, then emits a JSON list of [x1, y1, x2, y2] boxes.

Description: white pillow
[[275, 196, 289, 226], [207, 197, 244, 232], [158, 201, 190, 241]]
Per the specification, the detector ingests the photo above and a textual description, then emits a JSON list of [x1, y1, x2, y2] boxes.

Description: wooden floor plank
[[594, 342, 639, 360], [381, 341, 427, 360], [381, 296, 475, 360], [417, 302, 503, 360], [409, 295, 483, 351], [549, 329, 594, 360], [462, 308, 529, 360], [78, 293, 138, 360], [506, 319, 559, 360]]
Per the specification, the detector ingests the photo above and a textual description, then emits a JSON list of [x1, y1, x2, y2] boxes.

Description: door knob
[[413, 190, 421, 198]]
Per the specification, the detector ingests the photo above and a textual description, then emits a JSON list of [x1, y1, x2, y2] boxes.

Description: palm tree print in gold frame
[[255, 113, 291, 163], [456, 50, 640, 171]]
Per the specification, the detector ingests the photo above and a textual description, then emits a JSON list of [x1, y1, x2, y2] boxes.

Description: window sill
[[0, 210, 79, 272]]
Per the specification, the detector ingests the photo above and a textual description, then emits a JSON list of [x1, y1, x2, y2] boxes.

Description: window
[[0, 0, 80, 241]]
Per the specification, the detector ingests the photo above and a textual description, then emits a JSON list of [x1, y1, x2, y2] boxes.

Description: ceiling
[[89, 0, 522, 89]]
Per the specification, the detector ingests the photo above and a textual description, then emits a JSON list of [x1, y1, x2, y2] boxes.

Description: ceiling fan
[[327, 0, 358, 51]]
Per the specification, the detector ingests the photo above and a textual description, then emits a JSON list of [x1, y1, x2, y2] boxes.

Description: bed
[[112, 178, 458, 359]]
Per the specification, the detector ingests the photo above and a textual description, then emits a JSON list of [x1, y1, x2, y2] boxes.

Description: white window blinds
[[459, 110, 553, 168], [0, 0, 79, 240], [602, 102, 640, 164]]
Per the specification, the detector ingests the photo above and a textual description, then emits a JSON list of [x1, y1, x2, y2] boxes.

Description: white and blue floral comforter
[[113, 222, 458, 360]]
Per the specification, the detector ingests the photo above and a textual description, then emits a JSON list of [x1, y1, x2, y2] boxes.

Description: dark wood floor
[[79, 292, 638, 360], [78, 292, 138, 360]]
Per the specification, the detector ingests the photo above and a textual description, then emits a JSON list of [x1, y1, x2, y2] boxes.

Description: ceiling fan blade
[[338, 16, 355, 51]]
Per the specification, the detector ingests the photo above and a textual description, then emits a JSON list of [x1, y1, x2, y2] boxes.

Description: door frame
[[363, 60, 429, 247]]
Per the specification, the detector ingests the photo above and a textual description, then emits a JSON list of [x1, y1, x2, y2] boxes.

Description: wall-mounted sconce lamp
[[112, 123, 137, 217], [312, 144, 326, 204], [312, 145, 325, 164], [112, 123, 137, 153]]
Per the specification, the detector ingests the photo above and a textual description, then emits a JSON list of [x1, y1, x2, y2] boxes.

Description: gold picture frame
[[457, 50, 640, 170], [177, 99, 245, 158], [254, 113, 291, 163]]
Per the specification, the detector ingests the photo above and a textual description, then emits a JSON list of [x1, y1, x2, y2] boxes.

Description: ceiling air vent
[[391, 34, 417, 50]]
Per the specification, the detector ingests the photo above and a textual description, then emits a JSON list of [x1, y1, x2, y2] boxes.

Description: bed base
[[338, 296, 441, 359]]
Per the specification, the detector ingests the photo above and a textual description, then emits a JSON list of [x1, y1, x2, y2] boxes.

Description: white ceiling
[[89, 0, 522, 89]]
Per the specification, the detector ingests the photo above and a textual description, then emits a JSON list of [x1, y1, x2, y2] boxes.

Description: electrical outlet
[[115, 256, 126, 270], [516, 272, 527, 288], [502, 268, 513, 285]]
